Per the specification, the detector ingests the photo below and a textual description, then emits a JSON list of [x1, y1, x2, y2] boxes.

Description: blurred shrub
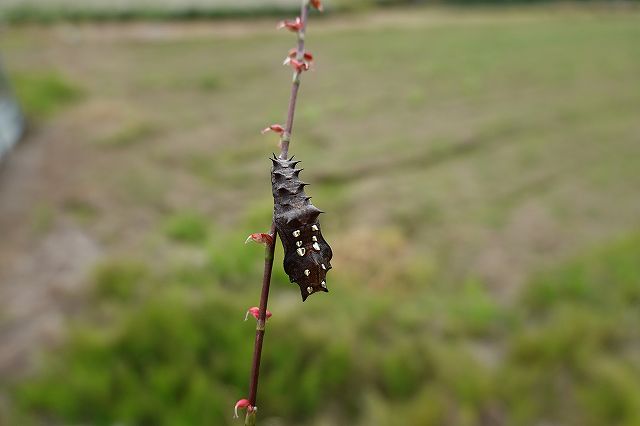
[[29, 204, 54, 235], [11, 232, 640, 425], [3, 4, 302, 24], [92, 121, 156, 148], [499, 234, 640, 426], [163, 212, 209, 245], [92, 259, 148, 302], [206, 235, 263, 288], [12, 72, 82, 119], [15, 291, 237, 425], [196, 74, 222, 92], [524, 235, 640, 313], [2, 0, 595, 24]]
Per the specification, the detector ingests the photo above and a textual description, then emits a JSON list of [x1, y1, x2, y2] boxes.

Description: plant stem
[[245, 224, 275, 426], [279, 1, 309, 160], [245, 1, 310, 424]]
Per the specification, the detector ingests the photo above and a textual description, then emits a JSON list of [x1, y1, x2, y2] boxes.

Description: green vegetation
[[11, 230, 640, 425], [1, 4, 302, 24], [163, 212, 210, 244], [29, 204, 55, 235], [0, 0, 382, 24], [3, 1, 612, 24], [92, 259, 149, 301], [11, 72, 82, 118], [92, 121, 156, 148], [1, 6, 640, 426]]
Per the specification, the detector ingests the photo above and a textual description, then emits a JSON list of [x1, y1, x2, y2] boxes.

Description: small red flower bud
[[245, 307, 273, 321], [261, 124, 285, 135], [284, 48, 313, 65], [277, 17, 303, 32], [310, 0, 324, 12], [288, 58, 310, 73], [234, 399, 254, 418], [245, 233, 274, 246]]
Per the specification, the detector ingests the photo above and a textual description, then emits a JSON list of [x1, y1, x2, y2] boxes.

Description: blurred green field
[[1, 6, 640, 426], [0, 0, 371, 23]]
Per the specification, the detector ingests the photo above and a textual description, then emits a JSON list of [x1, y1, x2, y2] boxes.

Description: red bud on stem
[[245, 307, 273, 321], [245, 233, 274, 246]]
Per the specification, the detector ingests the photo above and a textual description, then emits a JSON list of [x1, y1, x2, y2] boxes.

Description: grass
[[0, 4, 302, 24], [29, 204, 55, 235], [0, 0, 372, 23], [1, 5, 640, 426], [163, 211, 210, 244], [10, 231, 640, 425], [92, 259, 149, 301], [10, 72, 82, 119], [92, 121, 156, 148]]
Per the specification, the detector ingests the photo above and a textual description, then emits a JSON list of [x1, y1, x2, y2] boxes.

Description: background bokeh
[[1, 1, 639, 425]]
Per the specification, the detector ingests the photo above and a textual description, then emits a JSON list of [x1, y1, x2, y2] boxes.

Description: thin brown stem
[[244, 1, 311, 424], [280, 1, 309, 160], [244, 224, 275, 426]]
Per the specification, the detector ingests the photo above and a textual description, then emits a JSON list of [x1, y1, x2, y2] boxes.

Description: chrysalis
[[270, 154, 333, 301]]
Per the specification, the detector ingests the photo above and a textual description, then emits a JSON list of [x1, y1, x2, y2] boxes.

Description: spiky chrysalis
[[270, 154, 333, 301]]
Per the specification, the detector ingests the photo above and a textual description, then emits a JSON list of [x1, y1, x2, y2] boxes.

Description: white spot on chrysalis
[[321, 281, 327, 288], [311, 225, 319, 231], [312, 242, 321, 251], [297, 248, 306, 256], [307, 286, 313, 294], [312, 236, 317, 242], [293, 230, 301, 237], [296, 241, 303, 247], [304, 269, 310, 276], [321, 264, 326, 270]]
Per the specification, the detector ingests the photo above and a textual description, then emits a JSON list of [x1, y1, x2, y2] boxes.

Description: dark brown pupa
[[270, 154, 333, 301]]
